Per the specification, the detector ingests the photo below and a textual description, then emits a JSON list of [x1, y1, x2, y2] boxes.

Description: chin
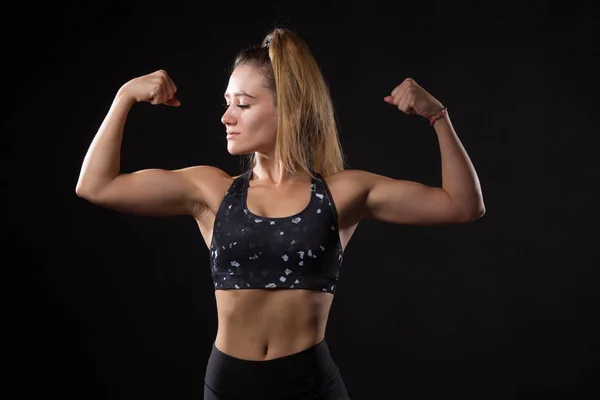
[[227, 144, 254, 156]]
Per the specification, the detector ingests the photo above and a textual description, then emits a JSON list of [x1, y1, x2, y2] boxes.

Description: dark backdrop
[[3, 2, 599, 399]]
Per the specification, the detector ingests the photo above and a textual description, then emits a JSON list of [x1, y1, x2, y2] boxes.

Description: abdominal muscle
[[213, 288, 334, 361]]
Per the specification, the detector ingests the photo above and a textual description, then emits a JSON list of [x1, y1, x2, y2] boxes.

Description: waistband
[[205, 339, 339, 398]]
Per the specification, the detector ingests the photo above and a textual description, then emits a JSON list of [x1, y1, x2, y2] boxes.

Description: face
[[221, 64, 278, 156]]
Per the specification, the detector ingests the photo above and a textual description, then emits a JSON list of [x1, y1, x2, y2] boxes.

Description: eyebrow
[[224, 91, 256, 99]]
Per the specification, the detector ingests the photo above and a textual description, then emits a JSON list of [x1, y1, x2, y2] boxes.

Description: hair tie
[[264, 36, 273, 48]]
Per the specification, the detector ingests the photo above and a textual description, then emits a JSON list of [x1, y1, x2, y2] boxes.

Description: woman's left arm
[[358, 78, 485, 225]]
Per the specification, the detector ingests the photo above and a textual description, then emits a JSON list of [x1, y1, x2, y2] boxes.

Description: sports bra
[[209, 169, 343, 294]]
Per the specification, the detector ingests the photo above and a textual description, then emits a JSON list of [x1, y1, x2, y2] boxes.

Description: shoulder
[[321, 169, 396, 210], [320, 169, 379, 207], [318, 169, 380, 228], [176, 166, 237, 211], [322, 169, 378, 193], [174, 165, 232, 188], [174, 165, 233, 179], [188, 165, 241, 188]]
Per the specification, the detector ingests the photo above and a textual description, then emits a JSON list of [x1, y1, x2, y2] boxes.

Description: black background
[[3, 2, 599, 399]]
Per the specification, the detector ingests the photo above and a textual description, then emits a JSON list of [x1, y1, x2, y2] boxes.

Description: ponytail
[[233, 28, 346, 178]]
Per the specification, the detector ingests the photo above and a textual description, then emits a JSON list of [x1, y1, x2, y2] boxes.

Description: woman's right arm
[[75, 70, 224, 217]]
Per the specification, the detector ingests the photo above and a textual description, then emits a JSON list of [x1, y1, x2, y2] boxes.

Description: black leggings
[[203, 339, 351, 400]]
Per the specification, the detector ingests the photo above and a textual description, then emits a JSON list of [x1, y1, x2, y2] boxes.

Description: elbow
[[75, 182, 100, 201], [76, 176, 116, 204], [75, 183, 85, 198], [75, 188, 92, 201], [75, 184, 86, 198], [75, 174, 88, 198], [75, 175, 105, 200], [454, 200, 486, 223], [475, 197, 487, 219], [75, 181, 90, 199], [472, 206, 486, 221], [463, 203, 486, 222]]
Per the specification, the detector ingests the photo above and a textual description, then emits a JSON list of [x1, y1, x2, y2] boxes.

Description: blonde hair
[[232, 27, 347, 178]]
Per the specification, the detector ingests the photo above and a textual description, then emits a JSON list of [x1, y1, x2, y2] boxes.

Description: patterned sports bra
[[209, 170, 343, 294]]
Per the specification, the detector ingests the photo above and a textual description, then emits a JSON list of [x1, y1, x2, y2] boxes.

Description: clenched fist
[[120, 69, 180, 106], [384, 78, 443, 119]]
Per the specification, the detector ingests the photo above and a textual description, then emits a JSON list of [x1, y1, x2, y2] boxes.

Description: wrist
[[115, 84, 137, 107], [427, 107, 448, 126]]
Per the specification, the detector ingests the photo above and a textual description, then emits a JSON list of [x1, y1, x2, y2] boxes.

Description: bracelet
[[428, 107, 448, 126]]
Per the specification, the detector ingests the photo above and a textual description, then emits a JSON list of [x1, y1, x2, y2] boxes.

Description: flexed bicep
[[79, 165, 228, 217]]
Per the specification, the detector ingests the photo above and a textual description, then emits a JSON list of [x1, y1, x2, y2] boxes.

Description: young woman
[[76, 27, 485, 400]]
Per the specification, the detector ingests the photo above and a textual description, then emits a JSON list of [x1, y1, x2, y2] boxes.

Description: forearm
[[433, 112, 485, 217], [76, 88, 135, 196]]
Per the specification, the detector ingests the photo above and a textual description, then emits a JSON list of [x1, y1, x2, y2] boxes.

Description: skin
[[76, 66, 485, 361]]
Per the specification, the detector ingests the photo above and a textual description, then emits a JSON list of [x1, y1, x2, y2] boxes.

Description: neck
[[252, 152, 309, 186]]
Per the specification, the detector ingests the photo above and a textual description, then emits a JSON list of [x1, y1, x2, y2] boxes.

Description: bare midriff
[[213, 289, 334, 361]]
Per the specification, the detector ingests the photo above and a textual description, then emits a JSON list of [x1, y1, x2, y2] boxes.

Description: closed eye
[[223, 104, 250, 109]]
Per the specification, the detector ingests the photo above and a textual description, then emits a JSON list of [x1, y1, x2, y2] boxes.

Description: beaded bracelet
[[428, 107, 448, 126]]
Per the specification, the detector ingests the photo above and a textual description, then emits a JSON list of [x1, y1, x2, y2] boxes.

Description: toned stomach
[[214, 289, 334, 361]]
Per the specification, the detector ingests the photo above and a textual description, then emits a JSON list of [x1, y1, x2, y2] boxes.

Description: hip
[[204, 338, 350, 400]]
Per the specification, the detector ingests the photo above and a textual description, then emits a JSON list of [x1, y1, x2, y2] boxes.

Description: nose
[[221, 105, 236, 126]]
